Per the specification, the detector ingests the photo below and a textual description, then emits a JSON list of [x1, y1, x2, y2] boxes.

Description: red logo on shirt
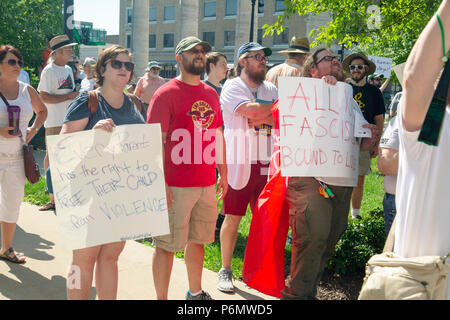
[[186, 100, 215, 130]]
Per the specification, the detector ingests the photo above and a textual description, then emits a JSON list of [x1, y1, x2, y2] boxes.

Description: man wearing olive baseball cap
[[147, 36, 227, 300]]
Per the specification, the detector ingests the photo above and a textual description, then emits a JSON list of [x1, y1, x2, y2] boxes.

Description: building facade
[[119, 0, 331, 78]]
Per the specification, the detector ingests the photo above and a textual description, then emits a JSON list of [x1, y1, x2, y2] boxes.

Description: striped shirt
[[265, 60, 303, 88]]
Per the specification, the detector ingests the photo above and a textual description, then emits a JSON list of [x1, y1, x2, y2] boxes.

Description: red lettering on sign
[[288, 81, 310, 112]]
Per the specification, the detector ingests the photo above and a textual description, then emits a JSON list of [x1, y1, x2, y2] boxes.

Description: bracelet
[[436, 13, 448, 64]]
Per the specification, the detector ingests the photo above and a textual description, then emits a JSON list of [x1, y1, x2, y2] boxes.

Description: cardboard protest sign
[[277, 77, 368, 178], [369, 55, 393, 78], [47, 124, 169, 250], [392, 63, 405, 85]]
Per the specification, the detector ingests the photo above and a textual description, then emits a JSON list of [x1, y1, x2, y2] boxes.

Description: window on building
[[204, 1, 216, 18], [126, 8, 132, 24], [163, 33, 174, 48], [164, 6, 175, 21], [203, 32, 215, 47], [126, 34, 132, 49], [225, 0, 237, 16], [149, 7, 157, 22], [273, 28, 289, 45], [257, 29, 263, 45], [149, 34, 156, 49], [275, 0, 286, 13], [258, 0, 264, 14], [224, 30, 235, 47]]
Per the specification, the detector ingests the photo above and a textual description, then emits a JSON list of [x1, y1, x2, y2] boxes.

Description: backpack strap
[[126, 93, 143, 113], [88, 90, 99, 115], [88, 90, 142, 115]]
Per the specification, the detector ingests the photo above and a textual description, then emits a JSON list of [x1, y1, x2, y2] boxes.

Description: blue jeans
[[46, 167, 53, 194], [383, 193, 396, 236]]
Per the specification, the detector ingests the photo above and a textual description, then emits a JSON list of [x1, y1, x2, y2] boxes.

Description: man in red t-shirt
[[147, 36, 228, 300]]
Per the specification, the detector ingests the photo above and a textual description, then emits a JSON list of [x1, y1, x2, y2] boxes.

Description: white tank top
[[0, 81, 34, 155]]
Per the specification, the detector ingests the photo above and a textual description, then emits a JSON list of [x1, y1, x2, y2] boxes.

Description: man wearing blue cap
[[218, 42, 278, 293]]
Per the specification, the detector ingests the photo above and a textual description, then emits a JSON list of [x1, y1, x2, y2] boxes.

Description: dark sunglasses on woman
[[4, 59, 23, 68], [110, 60, 134, 72]]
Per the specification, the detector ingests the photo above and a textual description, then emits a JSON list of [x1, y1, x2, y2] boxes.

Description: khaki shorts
[[153, 185, 218, 252], [358, 150, 371, 176], [45, 126, 62, 137]]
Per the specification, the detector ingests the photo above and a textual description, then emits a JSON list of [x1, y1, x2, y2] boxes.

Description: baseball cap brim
[[175, 37, 212, 55]]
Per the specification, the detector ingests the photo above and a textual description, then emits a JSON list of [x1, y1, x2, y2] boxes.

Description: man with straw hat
[[342, 52, 385, 220], [37, 34, 79, 212], [266, 36, 310, 87]]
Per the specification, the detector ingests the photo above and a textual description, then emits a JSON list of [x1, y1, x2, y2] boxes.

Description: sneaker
[[185, 290, 213, 300], [217, 267, 234, 293]]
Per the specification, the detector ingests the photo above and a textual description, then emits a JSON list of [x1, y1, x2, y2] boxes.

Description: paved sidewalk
[[0, 202, 276, 300]]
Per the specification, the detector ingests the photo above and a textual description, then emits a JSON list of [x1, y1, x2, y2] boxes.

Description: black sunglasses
[[4, 59, 23, 68], [110, 60, 134, 72], [349, 64, 365, 71]]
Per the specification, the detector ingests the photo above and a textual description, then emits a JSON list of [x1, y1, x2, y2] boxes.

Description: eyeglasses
[[3, 59, 23, 68], [245, 54, 269, 63], [110, 60, 134, 72], [187, 48, 206, 55], [349, 64, 366, 71], [315, 55, 338, 65]]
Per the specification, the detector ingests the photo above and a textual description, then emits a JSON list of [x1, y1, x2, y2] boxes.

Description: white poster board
[[392, 63, 406, 85], [47, 124, 169, 250], [369, 55, 393, 78], [277, 77, 369, 178]]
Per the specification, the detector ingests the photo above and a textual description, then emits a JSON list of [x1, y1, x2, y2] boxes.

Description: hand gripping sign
[[47, 124, 169, 250], [277, 77, 370, 179]]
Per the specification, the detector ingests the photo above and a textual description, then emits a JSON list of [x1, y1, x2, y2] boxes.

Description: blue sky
[[74, 0, 120, 35]]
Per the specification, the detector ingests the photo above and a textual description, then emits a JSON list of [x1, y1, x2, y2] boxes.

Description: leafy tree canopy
[[264, 0, 441, 66], [0, 0, 63, 75]]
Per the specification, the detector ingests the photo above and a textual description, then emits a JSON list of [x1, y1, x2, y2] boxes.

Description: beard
[[245, 67, 266, 84], [330, 68, 344, 81], [181, 55, 205, 75], [351, 72, 366, 82]]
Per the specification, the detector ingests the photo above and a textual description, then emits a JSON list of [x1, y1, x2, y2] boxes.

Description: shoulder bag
[[0, 91, 40, 184], [358, 217, 450, 300]]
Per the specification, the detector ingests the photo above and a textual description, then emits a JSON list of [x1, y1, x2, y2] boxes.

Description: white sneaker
[[217, 267, 234, 293]]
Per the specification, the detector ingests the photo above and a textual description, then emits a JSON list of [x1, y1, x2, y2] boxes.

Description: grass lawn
[[138, 158, 385, 280], [24, 158, 385, 280]]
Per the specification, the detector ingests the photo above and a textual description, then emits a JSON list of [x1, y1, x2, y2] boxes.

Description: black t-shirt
[[203, 80, 222, 96], [351, 83, 385, 124]]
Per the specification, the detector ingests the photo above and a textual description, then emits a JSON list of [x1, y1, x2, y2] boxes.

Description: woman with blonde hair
[[61, 45, 145, 299]]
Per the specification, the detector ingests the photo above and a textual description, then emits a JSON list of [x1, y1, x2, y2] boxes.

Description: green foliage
[[265, 0, 441, 67], [23, 66, 40, 89], [24, 177, 49, 206], [327, 208, 386, 275], [0, 0, 63, 75]]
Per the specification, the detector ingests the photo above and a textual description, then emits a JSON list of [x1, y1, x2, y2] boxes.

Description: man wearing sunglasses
[[342, 52, 385, 220], [37, 34, 79, 212], [147, 37, 227, 300], [271, 48, 379, 300], [217, 42, 278, 293]]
